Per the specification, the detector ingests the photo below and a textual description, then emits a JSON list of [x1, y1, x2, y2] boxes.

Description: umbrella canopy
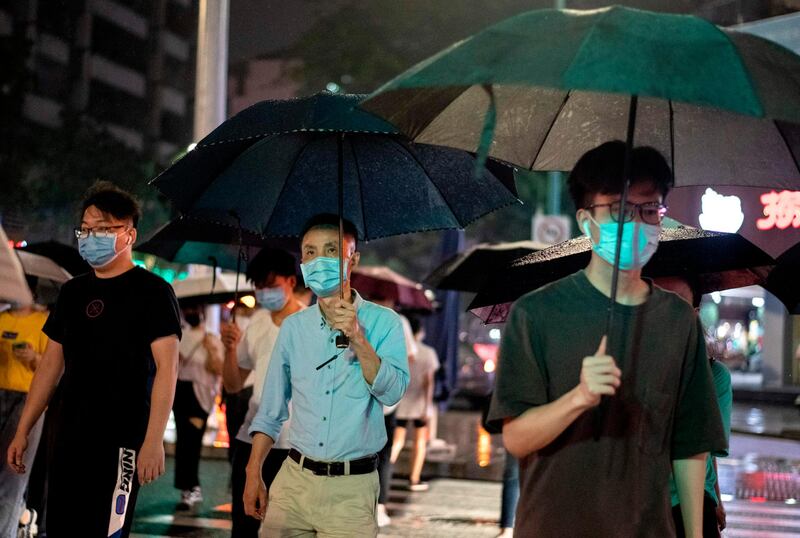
[[362, 6, 800, 190], [16, 250, 72, 283], [136, 216, 296, 271], [151, 92, 518, 240], [21, 240, 90, 277], [350, 266, 432, 311], [425, 240, 547, 292], [0, 225, 33, 306], [171, 272, 254, 305], [764, 242, 800, 314], [469, 227, 776, 323]]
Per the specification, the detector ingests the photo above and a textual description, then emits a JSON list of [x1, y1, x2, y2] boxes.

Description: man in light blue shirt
[[244, 214, 409, 537]]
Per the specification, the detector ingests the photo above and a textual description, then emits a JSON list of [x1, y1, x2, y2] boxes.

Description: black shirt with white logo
[[43, 267, 181, 449]]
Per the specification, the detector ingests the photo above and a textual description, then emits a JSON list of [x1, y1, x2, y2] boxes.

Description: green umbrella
[[362, 5, 800, 329]]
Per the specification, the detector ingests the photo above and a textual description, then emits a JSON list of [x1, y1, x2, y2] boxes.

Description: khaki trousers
[[259, 456, 379, 537]]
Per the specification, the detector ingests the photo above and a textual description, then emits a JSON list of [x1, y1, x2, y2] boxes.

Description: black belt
[[289, 448, 378, 476]]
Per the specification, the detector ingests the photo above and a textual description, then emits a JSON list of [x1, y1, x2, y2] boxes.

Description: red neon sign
[[756, 190, 800, 231]]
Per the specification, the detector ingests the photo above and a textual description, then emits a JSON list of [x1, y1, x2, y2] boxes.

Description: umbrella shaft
[[606, 95, 639, 339]]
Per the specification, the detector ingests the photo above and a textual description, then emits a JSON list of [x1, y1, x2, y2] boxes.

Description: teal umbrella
[[362, 5, 800, 328]]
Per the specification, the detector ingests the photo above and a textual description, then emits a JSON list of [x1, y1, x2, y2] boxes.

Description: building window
[[91, 16, 148, 72], [165, 2, 193, 38], [33, 56, 70, 101], [88, 79, 147, 131], [159, 109, 189, 145]]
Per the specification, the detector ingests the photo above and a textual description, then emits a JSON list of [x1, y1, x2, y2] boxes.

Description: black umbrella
[[764, 243, 800, 315], [136, 216, 296, 271], [21, 241, 90, 277], [425, 240, 546, 293], [470, 227, 777, 323], [151, 92, 518, 348]]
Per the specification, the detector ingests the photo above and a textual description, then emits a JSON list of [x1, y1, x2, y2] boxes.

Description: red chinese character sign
[[756, 190, 800, 231], [668, 186, 800, 259]]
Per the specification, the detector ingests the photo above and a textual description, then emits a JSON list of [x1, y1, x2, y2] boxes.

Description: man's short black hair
[[567, 141, 674, 209], [246, 247, 297, 284], [301, 214, 359, 249], [80, 181, 141, 227]]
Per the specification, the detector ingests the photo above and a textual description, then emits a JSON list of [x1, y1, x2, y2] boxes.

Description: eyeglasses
[[585, 201, 668, 225], [74, 225, 129, 240]]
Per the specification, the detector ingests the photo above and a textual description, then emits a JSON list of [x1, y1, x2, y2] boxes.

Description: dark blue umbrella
[[151, 92, 518, 240], [151, 92, 518, 348]]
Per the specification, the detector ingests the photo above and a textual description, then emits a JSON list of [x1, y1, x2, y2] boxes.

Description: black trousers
[[173, 380, 210, 491], [377, 412, 396, 504], [224, 387, 253, 462], [230, 438, 289, 538], [672, 492, 721, 538], [47, 443, 141, 538]]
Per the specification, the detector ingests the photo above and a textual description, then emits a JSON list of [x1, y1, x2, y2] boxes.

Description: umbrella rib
[[263, 137, 315, 236], [669, 100, 676, 183], [528, 89, 572, 171], [774, 121, 800, 177], [386, 137, 463, 224], [348, 136, 370, 240]]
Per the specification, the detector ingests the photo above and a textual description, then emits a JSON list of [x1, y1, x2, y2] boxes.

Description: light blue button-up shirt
[[249, 291, 409, 461]]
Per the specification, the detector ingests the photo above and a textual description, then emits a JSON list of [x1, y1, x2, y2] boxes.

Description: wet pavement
[[128, 407, 800, 537]]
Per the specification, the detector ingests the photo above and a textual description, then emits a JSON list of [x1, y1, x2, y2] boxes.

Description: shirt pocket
[[637, 388, 672, 456], [342, 358, 370, 400]]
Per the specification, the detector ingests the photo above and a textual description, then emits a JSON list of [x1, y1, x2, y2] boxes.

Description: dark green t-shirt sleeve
[[487, 303, 548, 431], [671, 318, 727, 460], [712, 361, 733, 458]]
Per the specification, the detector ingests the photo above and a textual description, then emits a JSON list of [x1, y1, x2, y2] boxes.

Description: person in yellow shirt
[[0, 293, 49, 536]]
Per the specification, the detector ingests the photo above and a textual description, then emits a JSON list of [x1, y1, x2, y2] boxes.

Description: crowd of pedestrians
[[2, 141, 730, 538]]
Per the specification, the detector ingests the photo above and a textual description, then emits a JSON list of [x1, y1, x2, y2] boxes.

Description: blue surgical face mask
[[583, 217, 660, 270], [78, 234, 126, 268], [300, 256, 349, 298], [256, 286, 288, 311]]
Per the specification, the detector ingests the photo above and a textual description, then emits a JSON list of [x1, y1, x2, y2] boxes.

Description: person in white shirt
[[369, 296, 418, 527], [221, 248, 305, 538], [391, 315, 439, 491], [173, 305, 223, 511]]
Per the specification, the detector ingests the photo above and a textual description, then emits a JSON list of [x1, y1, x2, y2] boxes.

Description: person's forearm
[[222, 349, 248, 392], [206, 342, 224, 376], [16, 345, 64, 437], [246, 432, 275, 475], [143, 355, 178, 446], [674, 453, 708, 538], [351, 333, 381, 384], [502, 387, 590, 458]]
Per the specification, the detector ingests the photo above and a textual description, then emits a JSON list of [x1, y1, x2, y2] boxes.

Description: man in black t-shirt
[[7, 182, 181, 538], [487, 142, 726, 537]]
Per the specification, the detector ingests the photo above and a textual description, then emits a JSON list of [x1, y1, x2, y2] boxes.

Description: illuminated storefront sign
[[756, 190, 800, 231], [698, 188, 744, 233]]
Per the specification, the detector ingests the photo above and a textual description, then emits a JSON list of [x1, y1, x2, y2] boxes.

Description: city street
[[131, 408, 800, 537]]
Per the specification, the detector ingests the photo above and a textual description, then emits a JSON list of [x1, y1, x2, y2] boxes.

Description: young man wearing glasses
[[487, 141, 726, 538], [7, 182, 181, 538]]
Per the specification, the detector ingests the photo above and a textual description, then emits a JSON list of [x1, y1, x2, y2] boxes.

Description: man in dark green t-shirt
[[487, 141, 726, 538]]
